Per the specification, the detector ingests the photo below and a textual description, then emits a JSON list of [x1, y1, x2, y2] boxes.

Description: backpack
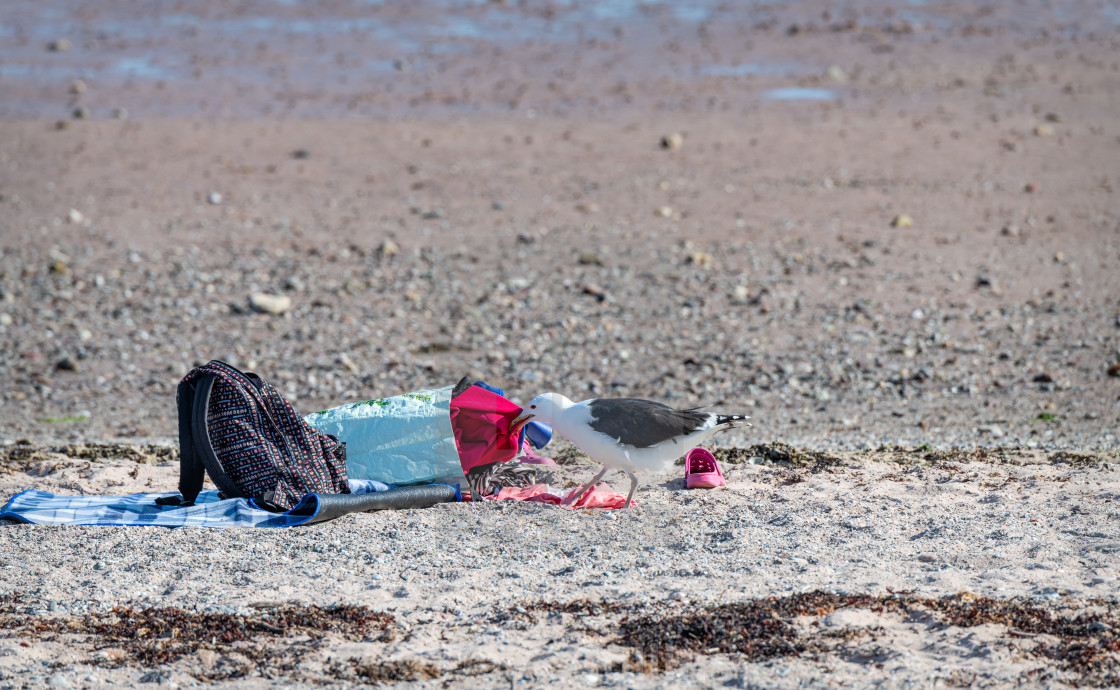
[[172, 360, 350, 510]]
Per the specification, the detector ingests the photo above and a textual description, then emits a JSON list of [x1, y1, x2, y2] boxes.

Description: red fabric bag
[[449, 384, 524, 499]]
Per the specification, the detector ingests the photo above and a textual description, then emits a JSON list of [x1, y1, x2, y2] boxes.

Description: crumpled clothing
[[483, 483, 633, 510]]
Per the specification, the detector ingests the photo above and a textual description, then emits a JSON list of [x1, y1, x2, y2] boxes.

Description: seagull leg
[[622, 470, 639, 509], [562, 466, 609, 507]]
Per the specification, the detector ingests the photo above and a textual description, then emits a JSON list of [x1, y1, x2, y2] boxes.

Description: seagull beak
[[510, 412, 535, 436]]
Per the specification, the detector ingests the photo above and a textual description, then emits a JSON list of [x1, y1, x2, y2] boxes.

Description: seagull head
[[510, 392, 566, 435]]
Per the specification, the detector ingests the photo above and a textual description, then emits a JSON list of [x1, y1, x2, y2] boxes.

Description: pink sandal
[[685, 447, 725, 489]]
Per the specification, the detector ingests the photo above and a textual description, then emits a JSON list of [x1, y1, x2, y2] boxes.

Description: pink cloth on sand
[[484, 483, 633, 510]]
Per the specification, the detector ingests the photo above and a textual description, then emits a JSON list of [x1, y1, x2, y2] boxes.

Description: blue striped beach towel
[[0, 479, 389, 529]]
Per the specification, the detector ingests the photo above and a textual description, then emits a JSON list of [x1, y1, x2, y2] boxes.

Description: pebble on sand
[[655, 206, 673, 218], [660, 132, 684, 150], [826, 65, 848, 83], [48, 39, 71, 52], [378, 239, 400, 258], [207, 192, 223, 205], [67, 209, 85, 225], [918, 554, 937, 563], [56, 357, 79, 372], [687, 251, 713, 267], [1107, 363, 1120, 378], [69, 80, 86, 95], [1034, 124, 1054, 136], [890, 214, 914, 228], [249, 293, 291, 315]]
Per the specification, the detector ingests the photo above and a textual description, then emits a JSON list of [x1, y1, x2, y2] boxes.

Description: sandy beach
[[1, 0, 1119, 686]]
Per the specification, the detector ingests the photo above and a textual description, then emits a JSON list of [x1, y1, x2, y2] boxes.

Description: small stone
[[492, 200, 506, 211], [378, 239, 400, 258], [1034, 124, 1054, 136], [112, 107, 128, 120], [578, 251, 603, 266], [1107, 363, 1120, 378], [669, 590, 685, 601], [292, 149, 311, 159], [1001, 224, 1020, 237], [207, 192, 222, 205], [72, 106, 90, 120], [46, 673, 70, 688], [1024, 182, 1038, 194], [0, 313, 12, 327], [69, 79, 86, 95], [977, 425, 1004, 438], [660, 132, 684, 150], [55, 120, 71, 131], [67, 209, 85, 224], [1033, 373, 1054, 383], [249, 293, 291, 315], [655, 205, 673, 218], [1045, 112, 1061, 123], [890, 214, 914, 228], [687, 252, 713, 267], [910, 308, 924, 320], [826, 65, 848, 83], [731, 285, 750, 304], [48, 39, 71, 52], [918, 554, 937, 563], [582, 283, 607, 300], [50, 259, 69, 275], [56, 357, 79, 372], [576, 202, 600, 213]]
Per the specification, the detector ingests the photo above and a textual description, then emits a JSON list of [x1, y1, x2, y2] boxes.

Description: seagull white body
[[511, 393, 750, 508]]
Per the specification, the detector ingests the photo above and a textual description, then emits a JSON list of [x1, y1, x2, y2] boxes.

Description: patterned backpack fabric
[[174, 361, 350, 511]]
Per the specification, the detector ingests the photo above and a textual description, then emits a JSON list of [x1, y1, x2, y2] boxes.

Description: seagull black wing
[[586, 398, 710, 448]]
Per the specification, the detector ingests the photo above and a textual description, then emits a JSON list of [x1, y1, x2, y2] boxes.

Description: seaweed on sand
[[711, 442, 844, 470], [5, 599, 395, 680], [0, 441, 176, 476], [509, 591, 1120, 686]]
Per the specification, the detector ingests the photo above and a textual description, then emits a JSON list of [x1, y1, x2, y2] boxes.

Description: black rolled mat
[[295, 485, 461, 525]]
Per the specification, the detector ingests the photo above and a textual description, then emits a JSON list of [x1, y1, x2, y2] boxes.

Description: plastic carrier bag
[[305, 377, 550, 496]]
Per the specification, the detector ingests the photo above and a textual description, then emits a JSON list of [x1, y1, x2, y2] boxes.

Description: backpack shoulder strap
[[189, 372, 245, 500], [172, 377, 207, 506]]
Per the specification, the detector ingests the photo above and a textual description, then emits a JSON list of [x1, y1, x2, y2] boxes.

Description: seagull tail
[[714, 414, 751, 429]]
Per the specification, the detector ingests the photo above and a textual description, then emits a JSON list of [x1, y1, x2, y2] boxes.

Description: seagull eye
[[530, 405, 536, 409]]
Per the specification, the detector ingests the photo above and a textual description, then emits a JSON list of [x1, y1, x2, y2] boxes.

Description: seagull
[[510, 393, 750, 508]]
